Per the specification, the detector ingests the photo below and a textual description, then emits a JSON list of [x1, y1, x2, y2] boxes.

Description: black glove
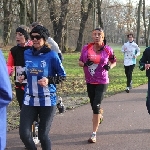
[[84, 59, 94, 66], [139, 61, 145, 71], [103, 64, 110, 71], [47, 76, 66, 84]]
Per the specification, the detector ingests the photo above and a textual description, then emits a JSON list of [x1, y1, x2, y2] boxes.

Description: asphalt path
[[7, 84, 150, 150]]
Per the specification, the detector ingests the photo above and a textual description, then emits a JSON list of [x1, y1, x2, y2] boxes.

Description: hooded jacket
[[0, 50, 12, 150]]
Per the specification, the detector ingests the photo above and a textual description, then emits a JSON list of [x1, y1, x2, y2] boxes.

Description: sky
[[121, 0, 150, 6]]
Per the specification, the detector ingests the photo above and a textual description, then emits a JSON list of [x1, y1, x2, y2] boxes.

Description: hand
[[84, 59, 94, 66], [124, 47, 127, 51], [103, 64, 110, 71], [38, 77, 49, 87], [145, 64, 150, 70], [17, 75, 25, 84], [133, 55, 137, 58]]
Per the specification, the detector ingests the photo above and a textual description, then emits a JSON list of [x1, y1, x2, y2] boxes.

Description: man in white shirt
[[121, 33, 140, 93]]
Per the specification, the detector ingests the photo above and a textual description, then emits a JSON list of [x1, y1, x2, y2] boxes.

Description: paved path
[[7, 84, 150, 150]]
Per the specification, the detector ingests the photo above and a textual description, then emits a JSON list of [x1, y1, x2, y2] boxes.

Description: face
[[30, 33, 45, 50], [92, 30, 104, 44], [128, 35, 134, 42], [16, 32, 26, 45]]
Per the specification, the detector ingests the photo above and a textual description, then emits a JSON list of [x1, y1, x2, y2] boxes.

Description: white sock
[[92, 132, 96, 135], [126, 87, 129, 90]]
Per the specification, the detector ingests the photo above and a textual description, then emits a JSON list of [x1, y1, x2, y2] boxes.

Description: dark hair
[[16, 25, 30, 40], [127, 33, 134, 38], [93, 27, 104, 32]]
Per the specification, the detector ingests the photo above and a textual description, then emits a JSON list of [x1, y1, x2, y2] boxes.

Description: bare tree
[[3, 0, 13, 46], [47, 0, 69, 52], [142, 0, 150, 46], [19, 0, 27, 25], [75, 0, 93, 52], [27, 0, 39, 24], [136, 0, 142, 45], [97, 0, 103, 28]]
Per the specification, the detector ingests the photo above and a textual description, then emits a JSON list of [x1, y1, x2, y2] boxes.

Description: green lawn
[[61, 44, 148, 96], [3, 44, 148, 97]]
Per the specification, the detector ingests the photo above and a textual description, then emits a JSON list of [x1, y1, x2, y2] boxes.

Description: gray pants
[[19, 104, 56, 150]]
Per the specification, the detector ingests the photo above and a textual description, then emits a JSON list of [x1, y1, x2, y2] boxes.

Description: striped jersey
[[24, 48, 66, 106]]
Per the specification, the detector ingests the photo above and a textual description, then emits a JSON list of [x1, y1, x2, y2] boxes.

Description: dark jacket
[[139, 47, 150, 79]]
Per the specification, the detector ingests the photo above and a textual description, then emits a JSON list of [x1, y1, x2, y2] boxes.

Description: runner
[[7, 25, 32, 110], [19, 25, 66, 150], [79, 27, 116, 143], [121, 33, 140, 93]]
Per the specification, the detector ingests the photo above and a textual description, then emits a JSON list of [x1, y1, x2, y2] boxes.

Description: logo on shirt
[[41, 60, 46, 68]]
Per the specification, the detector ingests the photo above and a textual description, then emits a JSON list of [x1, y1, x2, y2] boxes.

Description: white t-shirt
[[121, 41, 140, 66], [47, 37, 61, 54]]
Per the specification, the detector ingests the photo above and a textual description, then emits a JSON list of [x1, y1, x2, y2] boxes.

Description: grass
[[61, 44, 148, 97], [3, 44, 148, 97], [4, 44, 148, 130]]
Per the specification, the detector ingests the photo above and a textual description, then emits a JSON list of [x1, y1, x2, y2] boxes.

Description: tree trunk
[[97, 0, 103, 29], [136, 0, 142, 45], [3, 0, 13, 46], [75, 0, 93, 52], [19, 0, 27, 25], [47, 0, 69, 51]]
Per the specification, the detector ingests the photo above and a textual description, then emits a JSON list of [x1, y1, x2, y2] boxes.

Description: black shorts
[[87, 83, 108, 108]]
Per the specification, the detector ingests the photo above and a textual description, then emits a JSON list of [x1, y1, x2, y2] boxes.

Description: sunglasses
[[30, 35, 42, 40]]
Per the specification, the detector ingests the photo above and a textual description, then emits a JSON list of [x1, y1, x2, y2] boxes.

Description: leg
[[146, 80, 150, 114], [127, 65, 135, 87], [15, 88, 25, 110], [92, 84, 107, 132], [19, 105, 38, 150], [87, 84, 107, 143], [38, 106, 56, 150], [124, 65, 129, 87]]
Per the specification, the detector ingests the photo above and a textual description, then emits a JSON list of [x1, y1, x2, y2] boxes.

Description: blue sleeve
[[51, 53, 66, 77], [0, 50, 12, 108]]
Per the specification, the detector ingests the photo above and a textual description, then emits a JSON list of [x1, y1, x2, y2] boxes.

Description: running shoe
[[88, 133, 96, 143]]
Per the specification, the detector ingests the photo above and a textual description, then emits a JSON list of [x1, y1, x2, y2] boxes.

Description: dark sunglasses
[[30, 35, 42, 40]]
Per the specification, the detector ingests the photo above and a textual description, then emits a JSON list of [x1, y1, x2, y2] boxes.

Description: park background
[[0, 0, 149, 131]]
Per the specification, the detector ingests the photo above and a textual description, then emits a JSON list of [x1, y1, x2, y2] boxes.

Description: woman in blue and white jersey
[[19, 25, 66, 150], [121, 33, 140, 93]]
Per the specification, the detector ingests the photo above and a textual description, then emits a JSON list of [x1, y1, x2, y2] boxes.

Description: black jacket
[[139, 47, 150, 78]]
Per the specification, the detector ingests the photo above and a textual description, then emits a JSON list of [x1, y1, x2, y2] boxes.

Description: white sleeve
[[47, 37, 61, 53], [121, 44, 125, 53], [135, 44, 140, 56]]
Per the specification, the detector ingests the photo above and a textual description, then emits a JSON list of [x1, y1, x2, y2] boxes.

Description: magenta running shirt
[[79, 44, 116, 84]]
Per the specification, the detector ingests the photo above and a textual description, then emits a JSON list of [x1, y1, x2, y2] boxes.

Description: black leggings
[[124, 65, 135, 87], [19, 105, 56, 150], [15, 88, 25, 110], [87, 83, 108, 114]]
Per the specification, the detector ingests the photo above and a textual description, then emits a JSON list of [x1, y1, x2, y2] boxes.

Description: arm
[[0, 50, 12, 108], [139, 49, 148, 71], [7, 51, 14, 76], [135, 45, 140, 57], [38, 52, 66, 86], [47, 37, 61, 53], [121, 44, 125, 53]]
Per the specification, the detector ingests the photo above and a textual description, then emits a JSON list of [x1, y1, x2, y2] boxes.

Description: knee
[[19, 126, 30, 141], [38, 133, 49, 142], [92, 104, 100, 114]]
